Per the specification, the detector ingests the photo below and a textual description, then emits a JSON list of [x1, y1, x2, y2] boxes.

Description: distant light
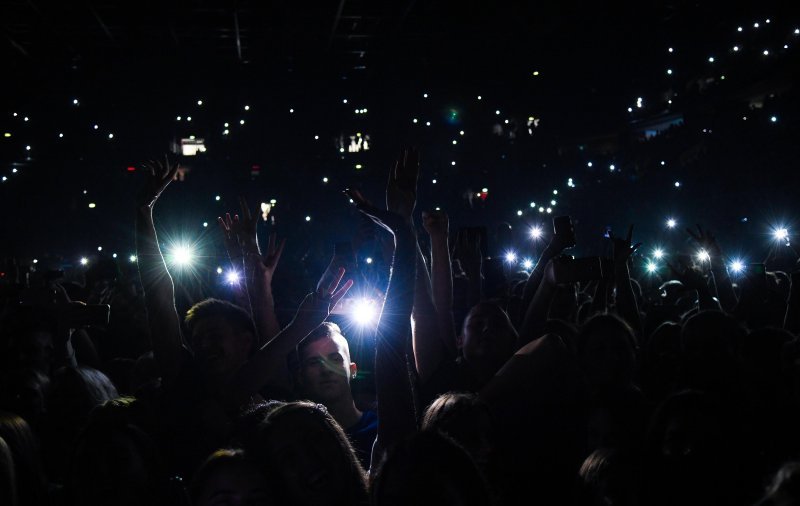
[[481, 187, 489, 193], [666, 219, 677, 229], [733, 46, 739, 52], [289, 108, 294, 113], [187, 117, 192, 121], [203, 222, 208, 228], [215, 195, 221, 201], [773, 227, 789, 241], [636, 97, 643, 108], [730, 260, 745, 273], [97, 246, 102, 251], [660, 161, 666, 166], [668, 47, 673, 53], [737, 26, 743, 32], [423, 93, 428, 98], [539, 207, 545, 213], [627, 107, 633, 113], [80, 257, 89, 266], [608, 164, 614, 171], [224, 122, 229, 128], [587, 162, 593, 167], [795, 28, 800, 35], [771, 116, 778, 123], [452, 140, 457, 144], [340, 148, 345, 152], [674, 181, 681, 188], [12, 168, 17, 173], [667, 69, 673, 75], [451, 161, 456, 166], [495, 110, 500, 115], [653, 248, 664, 259], [25, 145, 31, 151], [530, 226, 543, 239], [432, 179, 437, 184], [425, 121, 431, 126], [197, 100, 203, 106], [240, 119, 245, 125], [314, 135, 319, 140], [546, 208, 552, 214], [365, 257, 373, 264], [763, 49, 770, 56], [647, 262, 658, 273], [504, 119, 509, 124], [226, 270, 240, 285], [73, 98, 79, 105], [523, 259, 534, 269], [765, 19, 770, 24], [505, 251, 517, 263], [112, 253, 117, 258], [216, 267, 223, 274], [477, 95, 482, 100], [323, 177, 329, 183], [88, 203, 96, 208], [413, 118, 418, 123], [753, 22, 759, 28], [223, 130, 229, 135], [459, 130, 465, 136], [529, 201, 536, 208], [3, 133, 9, 137], [708, 56, 715, 63], [517, 210, 523, 216], [355, 164, 362, 170], [532, 71, 539, 76], [697, 249, 711, 262], [553, 189, 558, 195], [550, 200, 556, 206], [108, 133, 114, 139], [176, 116, 181, 121], [129, 255, 137, 263], [59, 133, 63, 138], [32, 259, 38, 264], [23, 117, 28, 122], [270, 199, 277, 205], [305, 216, 311, 222]]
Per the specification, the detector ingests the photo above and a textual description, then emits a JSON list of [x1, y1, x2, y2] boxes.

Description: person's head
[[190, 449, 270, 506], [459, 302, 518, 373], [296, 323, 356, 406], [422, 393, 494, 469], [576, 314, 637, 394], [371, 430, 491, 506], [69, 397, 171, 506], [0, 411, 48, 506], [249, 401, 367, 506], [575, 447, 638, 506], [185, 298, 256, 379]]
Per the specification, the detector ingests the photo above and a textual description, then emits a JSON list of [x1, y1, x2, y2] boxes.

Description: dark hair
[[297, 322, 346, 358], [0, 436, 17, 506], [184, 298, 256, 337], [576, 313, 638, 356], [0, 411, 48, 506], [251, 401, 368, 506], [422, 392, 489, 434], [189, 448, 258, 504], [371, 430, 492, 506]]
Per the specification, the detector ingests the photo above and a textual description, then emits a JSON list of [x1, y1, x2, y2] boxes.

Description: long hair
[[0, 411, 48, 506]]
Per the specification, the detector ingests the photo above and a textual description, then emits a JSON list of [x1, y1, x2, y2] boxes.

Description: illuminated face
[[299, 334, 356, 405], [460, 304, 517, 370], [191, 316, 253, 378]]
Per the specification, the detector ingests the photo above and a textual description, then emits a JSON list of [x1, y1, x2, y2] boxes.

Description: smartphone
[[552, 256, 603, 284], [553, 216, 576, 249]]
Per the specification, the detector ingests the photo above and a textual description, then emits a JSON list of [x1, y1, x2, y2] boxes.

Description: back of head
[[0, 436, 17, 506], [371, 430, 491, 506], [681, 310, 744, 360], [576, 447, 638, 506], [576, 314, 638, 394], [0, 411, 47, 506], [190, 448, 268, 506], [422, 393, 493, 467], [185, 298, 256, 339]]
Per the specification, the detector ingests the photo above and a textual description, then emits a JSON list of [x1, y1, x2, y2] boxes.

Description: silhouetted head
[[185, 298, 255, 380], [459, 302, 518, 374], [422, 393, 494, 469], [576, 314, 637, 394], [190, 449, 270, 506]]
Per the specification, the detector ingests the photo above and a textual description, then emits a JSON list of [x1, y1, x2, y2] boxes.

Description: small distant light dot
[[495, 110, 500, 115], [733, 46, 739, 52], [737, 26, 743, 32], [674, 181, 681, 187], [587, 162, 593, 167], [742, 116, 747, 121], [25, 145, 31, 151], [546, 207, 552, 214], [795, 29, 800, 35], [73, 99, 79, 105], [58, 133, 63, 138], [93, 124, 99, 130], [459, 130, 465, 136], [763, 49, 770, 56], [721, 75, 726, 80], [88, 202, 96, 208], [343, 99, 348, 104], [1, 176, 6, 182], [83, 190, 87, 194], [365, 257, 373, 264], [668, 47, 673, 53], [667, 69, 673, 75], [217, 267, 223, 274], [753, 22, 759, 28], [322, 177, 329, 183], [197, 100, 203, 106], [504, 119, 509, 124], [432, 179, 437, 184], [244, 105, 250, 111], [477, 95, 482, 100], [339, 147, 345, 152], [12, 168, 17, 173], [3, 133, 9, 137], [80, 258, 89, 266], [553, 190, 558, 195], [771, 116, 778, 122], [23, 117, 29, 122], [451, 161, 456, 166], [539, 207, 544, 212], [305, 216, 311, 222], [33, 259, 38, 264], [627, 107, 633, 112], [765, 19, 770, 24], [452, 140, 457, 144], [708, 56, 715, 63], [550, 199, 556, 206], [112, 253, 117, 258], [660, 161, 666, 166], [223, 129, 229, 135], [240, 119, 245, 125], [413, 118, 418, 123], [517, 210, 523, 216], [97, 246, 103, 251], [314, 135, 319, 140], [215, 195, 221, 201], [355, 164, 363, 170], [108, 133, 114, 139], [203, 222, 208, 228], [425, 121, 431, 126], [423, 93, 428, 98], [187, 117, 192, 121], [289, 108, 294, 113], [481, 188, 489, 193]]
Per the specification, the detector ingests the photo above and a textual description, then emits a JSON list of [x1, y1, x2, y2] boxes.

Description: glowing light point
[[697, 249, 711, 262], [170, 245, 195, 267], [226, 271, 240, 285], [365, 257, 373, 265], [523, 259, 534, 269], [477, 95, 482, 100], [240, 119, 245, 125], [97, 246, 103, 251], [215, 195, 221, 201], [530, 226, 543, 239], [88, 203, 96, 208], [459, 130, 465, 136], [773, 227, 789, 241], [426, 121, 431, 126], [505, 251, 517, 263], [73, 99, 79, 105], [674, 181, 681, 188], [451, 161, 456, 166], [305, 216, 311, 222], [708, 56, 715, 63], [546, 208, 552, 214], [587, 161, 593, 167], [771, 116, 778, 123], [216, 267, 223, 274], [323, 177, 329, 183], [351, 298, 379, 326], [653, 249, 664, 259], [80, 257, 89, 266], [33, 259, 38, 264], [730, 260, 745, 273], [733, 46, 739, 52], [667, 219, 677, 229], [203, 222, 208, 228], [553, 190, 558, 195], [737, 26, 743, 32], [647, 262, 658, 273], [667, 69, 673, 75], [289, 108, 294, 113], [517, 210, 523, 216], [432, 179, 437, 184], [763, 49, 770, 56], [495, 110, 500, 115], [108, 133, 114, 139]]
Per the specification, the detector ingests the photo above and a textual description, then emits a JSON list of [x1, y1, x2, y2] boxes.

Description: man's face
[[298, 334, 355, 404], [460, 304, 516, 369], [191, 316, 253, 378]]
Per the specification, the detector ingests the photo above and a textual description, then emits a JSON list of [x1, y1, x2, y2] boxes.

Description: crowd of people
[[2, 145, 800, 506]]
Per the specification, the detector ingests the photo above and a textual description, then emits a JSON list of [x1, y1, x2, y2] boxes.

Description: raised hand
[[138, 155, 179, 208], [608, 225, 642, 265], [666, 260, 708, 292], [422, 209, 449, 238], [218, 213, 243, 262], [296, 267, 354, 323], [385, 148, 420, 222], [254, 232, 286, 284], [686, 224, 722, 258], [345, 188, 409, 236]]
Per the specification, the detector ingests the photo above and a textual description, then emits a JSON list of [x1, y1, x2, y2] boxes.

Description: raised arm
[[518, 233, 571, 327], [135, 157, 184, 381], [422, 210, 458, 357], [223, 269, 352, 407], [346, 187, 417, 474], [784, 271, 800, 334], [688, 225, 737, 312], [609, 225, 643, 337]]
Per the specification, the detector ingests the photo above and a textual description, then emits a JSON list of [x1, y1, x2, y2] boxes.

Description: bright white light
[[730, 260, 745, 273], [763, 49, 769, 56], [609, 164, 615, 171], [697, 249, 711, 262], [23, 117, 28, 122], [2, 177, 7, 182], [216, 267, 223, 274], [289, 108, 294, 113], [495, 110, 500, 115], [653, 248, 664, 259], [112, 253, 117, 258], [59, 133, 63, 138], [432, 179, 437, 184], [668, 47, 673, 53], [97, 246, 103, 251], [546, 207, 552, 214], [754, 22, 759, 28], [108, 133, 114, 139], [550, 200, 556, 206], [423, 93, 428, 98], [482, 187, 488, 193], [647, 262, 658, 273], [88, 203, 96, 208], [32, 259, 38, 264], [323, 177, 329, 183], [129, 255, 137, 263], [517, 210, 523, 216], [529, 201, 536, 208], [342, 99, 348, 104], [187, 117, 192, 122], [365, 257, 373, 264], [530, 226, 543, 239], [170, 245, 195, 267], [176, 116, 181, 121], [226, 270, 240, 285], [80, 257, 89, 266], [477, 95, 482, 100], [12, 168, 17, 173], [25, 145, 31, 151], [215, 195, 221, 201], [587, 162, 593, 167], [667, 69, 673, 75], [771, 116, 778, 123], [539, 207, 545, 213], [795, 28, 800, 35], [674, 181, 681, 188], [773, 227, 789, 241], [451, 161, 456, 166], [505, 251, 517, 263], [452, 140, 457, 145], [244, 105, 250, 111], [459, 130, 465, 136], [351, 298, 379, 326], [737, 26, 743, 32], [305, 216, 311, 222], [666, 219, 677, 229], [627, 107, 633, 113], [240, 119, 245, 125], [553, 190, 558, 195], [708, 56, 715, 63], [522, 259, 534, 270], [314, 135, 319, 140], [73, 99, 79, 105], [413, 118, 418, 123], [733, 46, 739, 52], [636, 97, 643, 108], [203, 222, 208, 228]]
